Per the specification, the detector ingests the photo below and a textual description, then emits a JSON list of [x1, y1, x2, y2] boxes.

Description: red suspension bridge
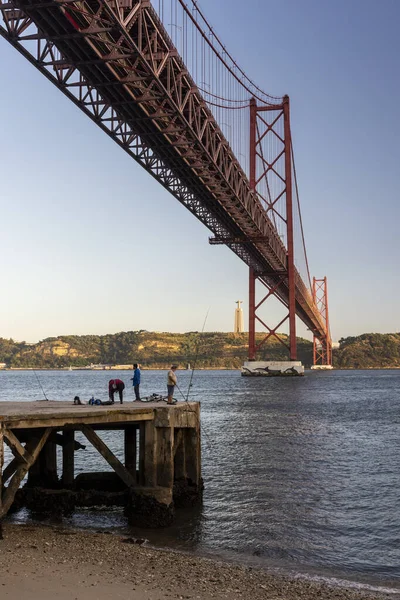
[[0, 0, 332, 367]]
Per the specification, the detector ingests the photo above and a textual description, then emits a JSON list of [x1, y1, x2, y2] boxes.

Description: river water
[[1, 369, 399, 592]]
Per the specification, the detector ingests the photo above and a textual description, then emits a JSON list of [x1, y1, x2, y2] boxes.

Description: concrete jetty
[[0, 401, 202, 531]]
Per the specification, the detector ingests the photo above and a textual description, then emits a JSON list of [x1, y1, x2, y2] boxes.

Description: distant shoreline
[[2, 367, 400, 372], [0, 366, 239, 371], [2, 331, 400, 371]]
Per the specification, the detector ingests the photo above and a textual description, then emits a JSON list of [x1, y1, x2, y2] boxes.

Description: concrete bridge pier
[[241, 360, 304, 376]]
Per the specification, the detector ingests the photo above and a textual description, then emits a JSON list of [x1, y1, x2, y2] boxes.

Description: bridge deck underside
[[0, 0, 327, 340]]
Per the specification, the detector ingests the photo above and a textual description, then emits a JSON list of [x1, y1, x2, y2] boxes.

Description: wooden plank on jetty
[[0, 401, 155, 429]]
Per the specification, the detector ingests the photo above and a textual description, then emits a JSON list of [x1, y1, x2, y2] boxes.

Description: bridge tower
[[311, 277, 332, 369], [244, 96, 303, 376]]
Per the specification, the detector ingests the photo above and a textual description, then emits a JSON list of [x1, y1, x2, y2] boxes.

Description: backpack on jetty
[[88, 397, 113, 406]]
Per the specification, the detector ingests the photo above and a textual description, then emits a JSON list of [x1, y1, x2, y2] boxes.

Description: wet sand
[[0, 524, 398, 599]]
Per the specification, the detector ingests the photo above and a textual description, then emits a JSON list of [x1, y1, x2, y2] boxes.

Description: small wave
[[291, 571, 400, 596]]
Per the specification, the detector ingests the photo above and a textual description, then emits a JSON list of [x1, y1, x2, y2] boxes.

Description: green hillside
[[0, 331, 313, 369], [334, 333, 400, 369], [2, 331, 399, 369]]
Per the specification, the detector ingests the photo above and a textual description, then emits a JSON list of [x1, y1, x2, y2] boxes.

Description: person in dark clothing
[[131, 363, 141, 401], [108, 379, 125, 404]]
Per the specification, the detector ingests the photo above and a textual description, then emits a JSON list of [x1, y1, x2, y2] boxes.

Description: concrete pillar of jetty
[[185, 426, 201, 485], [155, 412, 174, 489], [143, 420, 157, 487], [127, 404, 203, 526], [174, 428, 186, 480], [127, 407, 175, 527], [174, 404, 203, 508], [174, 411, 203, 508], [124, 425, 137, 480]]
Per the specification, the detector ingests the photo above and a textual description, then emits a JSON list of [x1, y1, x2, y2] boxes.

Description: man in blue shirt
[[131, 363, 141, 401]]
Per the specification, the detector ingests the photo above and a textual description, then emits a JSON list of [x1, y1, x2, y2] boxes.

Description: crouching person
[[108, 379, 125, 404]]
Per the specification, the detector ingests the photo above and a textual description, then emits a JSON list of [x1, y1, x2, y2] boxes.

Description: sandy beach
[[0, 524, 397, 600]]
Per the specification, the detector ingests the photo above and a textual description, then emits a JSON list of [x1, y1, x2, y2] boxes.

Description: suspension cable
[[291, 142, 312, 291], [177, 0, 282, 105]]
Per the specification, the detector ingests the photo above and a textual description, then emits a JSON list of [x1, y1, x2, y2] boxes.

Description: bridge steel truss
[[247, 97, 298, 361], [312, 277, 332, 366], [0, 0, 330, 361]]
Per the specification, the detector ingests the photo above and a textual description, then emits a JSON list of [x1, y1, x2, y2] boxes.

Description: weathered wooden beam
[[2, 457, 19, 484], [27, 453, 42, 487], [80, 426, 136, 489], [3, 429, 29, 463], [1, 428, 52, 518], [51, 432, 85, 451], [61, 430, 75, 487], [2, 411, 153, 430], [124, 426, 137, 480], [139, 422, 145, 486]]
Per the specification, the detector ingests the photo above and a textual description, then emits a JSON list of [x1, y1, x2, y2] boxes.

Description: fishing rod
[[33, 369, 49, 401], [175, 382, 188, 402], [185, 307, 210, 402], [178, 308, 216, 450]]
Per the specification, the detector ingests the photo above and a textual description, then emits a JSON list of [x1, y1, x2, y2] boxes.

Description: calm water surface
[[1, 369, 399, 591]]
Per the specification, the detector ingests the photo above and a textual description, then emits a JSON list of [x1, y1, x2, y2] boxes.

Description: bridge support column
[[312, 277, 332, 368], [248, 268, 256, 360], [248, 98, 257, 362], [283, 96, 297, 362], [246, 96, 300, 367]]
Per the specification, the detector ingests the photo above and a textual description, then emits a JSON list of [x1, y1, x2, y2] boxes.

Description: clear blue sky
[[0, 0, 399, 342]]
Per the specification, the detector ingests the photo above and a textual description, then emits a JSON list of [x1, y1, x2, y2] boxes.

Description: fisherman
[[108, 378, 125, 404], [167, 365, 178, 405], [131, 363, 141, 401]]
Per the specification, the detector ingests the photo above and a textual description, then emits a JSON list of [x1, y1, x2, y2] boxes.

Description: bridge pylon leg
[[248, 268, 256, 361], [283, 96, 297, 362]]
